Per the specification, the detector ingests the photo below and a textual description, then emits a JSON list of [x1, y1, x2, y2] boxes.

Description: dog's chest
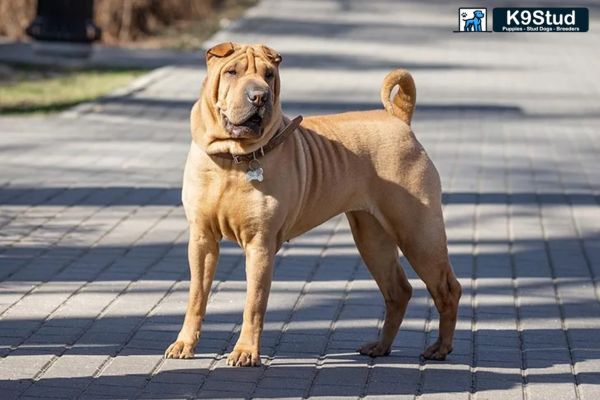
[[182, 157, 281, 241]]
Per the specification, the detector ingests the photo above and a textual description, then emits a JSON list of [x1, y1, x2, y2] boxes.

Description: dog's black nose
[[246, 87, 269, 107]]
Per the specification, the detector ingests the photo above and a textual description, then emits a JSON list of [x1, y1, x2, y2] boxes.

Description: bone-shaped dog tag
[[246, 167, 264, 182]]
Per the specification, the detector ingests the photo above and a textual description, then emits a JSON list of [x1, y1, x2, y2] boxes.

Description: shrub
[[0, 0, 220, 43]]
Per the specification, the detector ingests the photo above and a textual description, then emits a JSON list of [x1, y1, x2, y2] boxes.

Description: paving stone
[[252, 387, 306, 398], [141, 381, 198, 396], [309, 384, 363, 397], [82, 382, 142, 398], [195, 390, 248, 399], [314, 365, 369, 387], [22, 383, 83, 399], [149, 370, 205, 385]]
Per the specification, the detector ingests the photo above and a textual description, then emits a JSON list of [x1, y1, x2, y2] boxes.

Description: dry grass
[[0, 65, 144, 114]]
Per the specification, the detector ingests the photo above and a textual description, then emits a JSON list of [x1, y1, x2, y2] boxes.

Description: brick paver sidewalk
[[1, 0, 599, 399]]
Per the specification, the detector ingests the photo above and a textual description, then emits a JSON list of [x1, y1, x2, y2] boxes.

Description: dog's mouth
[[223, 111, 264, 138]]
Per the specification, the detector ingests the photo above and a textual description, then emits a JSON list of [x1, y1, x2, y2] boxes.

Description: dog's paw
[[358, 341, 391, 357], [227, 346, 261, 367], [421, 340, 452, 361], [164, 340, 195, 359]]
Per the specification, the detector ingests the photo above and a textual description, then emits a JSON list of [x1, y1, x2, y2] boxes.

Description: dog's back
[[298, 69, 425, 185]]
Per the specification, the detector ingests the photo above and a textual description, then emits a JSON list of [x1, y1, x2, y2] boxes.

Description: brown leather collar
[[212, 115, 303, 163]]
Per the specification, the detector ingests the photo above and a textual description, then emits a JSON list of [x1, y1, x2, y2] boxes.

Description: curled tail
[[380, 69, 416, 126]]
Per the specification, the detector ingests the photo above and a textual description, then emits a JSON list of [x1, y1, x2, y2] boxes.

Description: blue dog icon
[[463, 10, 485, 31]]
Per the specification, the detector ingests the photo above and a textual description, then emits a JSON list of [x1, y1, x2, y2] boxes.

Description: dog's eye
[[225, 69, 237, 76], [265, 70, 274, 79]]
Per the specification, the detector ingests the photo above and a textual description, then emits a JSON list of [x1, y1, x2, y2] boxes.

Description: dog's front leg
[[164, 231, 219, 359], [227, 242, 275, 367]]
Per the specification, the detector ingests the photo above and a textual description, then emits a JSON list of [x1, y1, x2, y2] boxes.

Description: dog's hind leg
[[396, 211, 462, 361], [371, 175, 461, 360], [414, 259, 461, 360], [346, 210, 412, 357]]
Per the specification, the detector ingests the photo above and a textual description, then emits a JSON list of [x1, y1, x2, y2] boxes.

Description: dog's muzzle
[[223, 107, 268, 138]]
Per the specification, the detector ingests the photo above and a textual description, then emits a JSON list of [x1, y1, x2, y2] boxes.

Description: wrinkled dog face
[[206, 43, 282, 139]]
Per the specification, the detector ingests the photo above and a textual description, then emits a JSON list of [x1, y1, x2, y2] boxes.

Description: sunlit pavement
[[1, 1, 599, 399]]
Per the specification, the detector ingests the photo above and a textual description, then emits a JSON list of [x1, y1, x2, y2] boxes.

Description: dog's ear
[[206, 42, 237, 63], [260, 45, 282, 66]]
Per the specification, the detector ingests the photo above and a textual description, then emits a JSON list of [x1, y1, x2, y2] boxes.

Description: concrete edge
[[60, 66, 175, 119]]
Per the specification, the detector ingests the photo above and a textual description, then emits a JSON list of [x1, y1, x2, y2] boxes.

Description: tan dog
[[164, 42, 462, 367]]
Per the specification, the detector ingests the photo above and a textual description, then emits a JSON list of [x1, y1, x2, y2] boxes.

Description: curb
[[60, 66, 175, 119]]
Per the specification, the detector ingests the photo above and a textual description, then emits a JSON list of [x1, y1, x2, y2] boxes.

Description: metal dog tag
[[246, 167, 264, 182], [245, 157, 263, 182]]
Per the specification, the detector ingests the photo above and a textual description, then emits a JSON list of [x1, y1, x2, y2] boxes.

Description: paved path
[[1, 0, 600, 399], [0, 40, 200, 69]]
